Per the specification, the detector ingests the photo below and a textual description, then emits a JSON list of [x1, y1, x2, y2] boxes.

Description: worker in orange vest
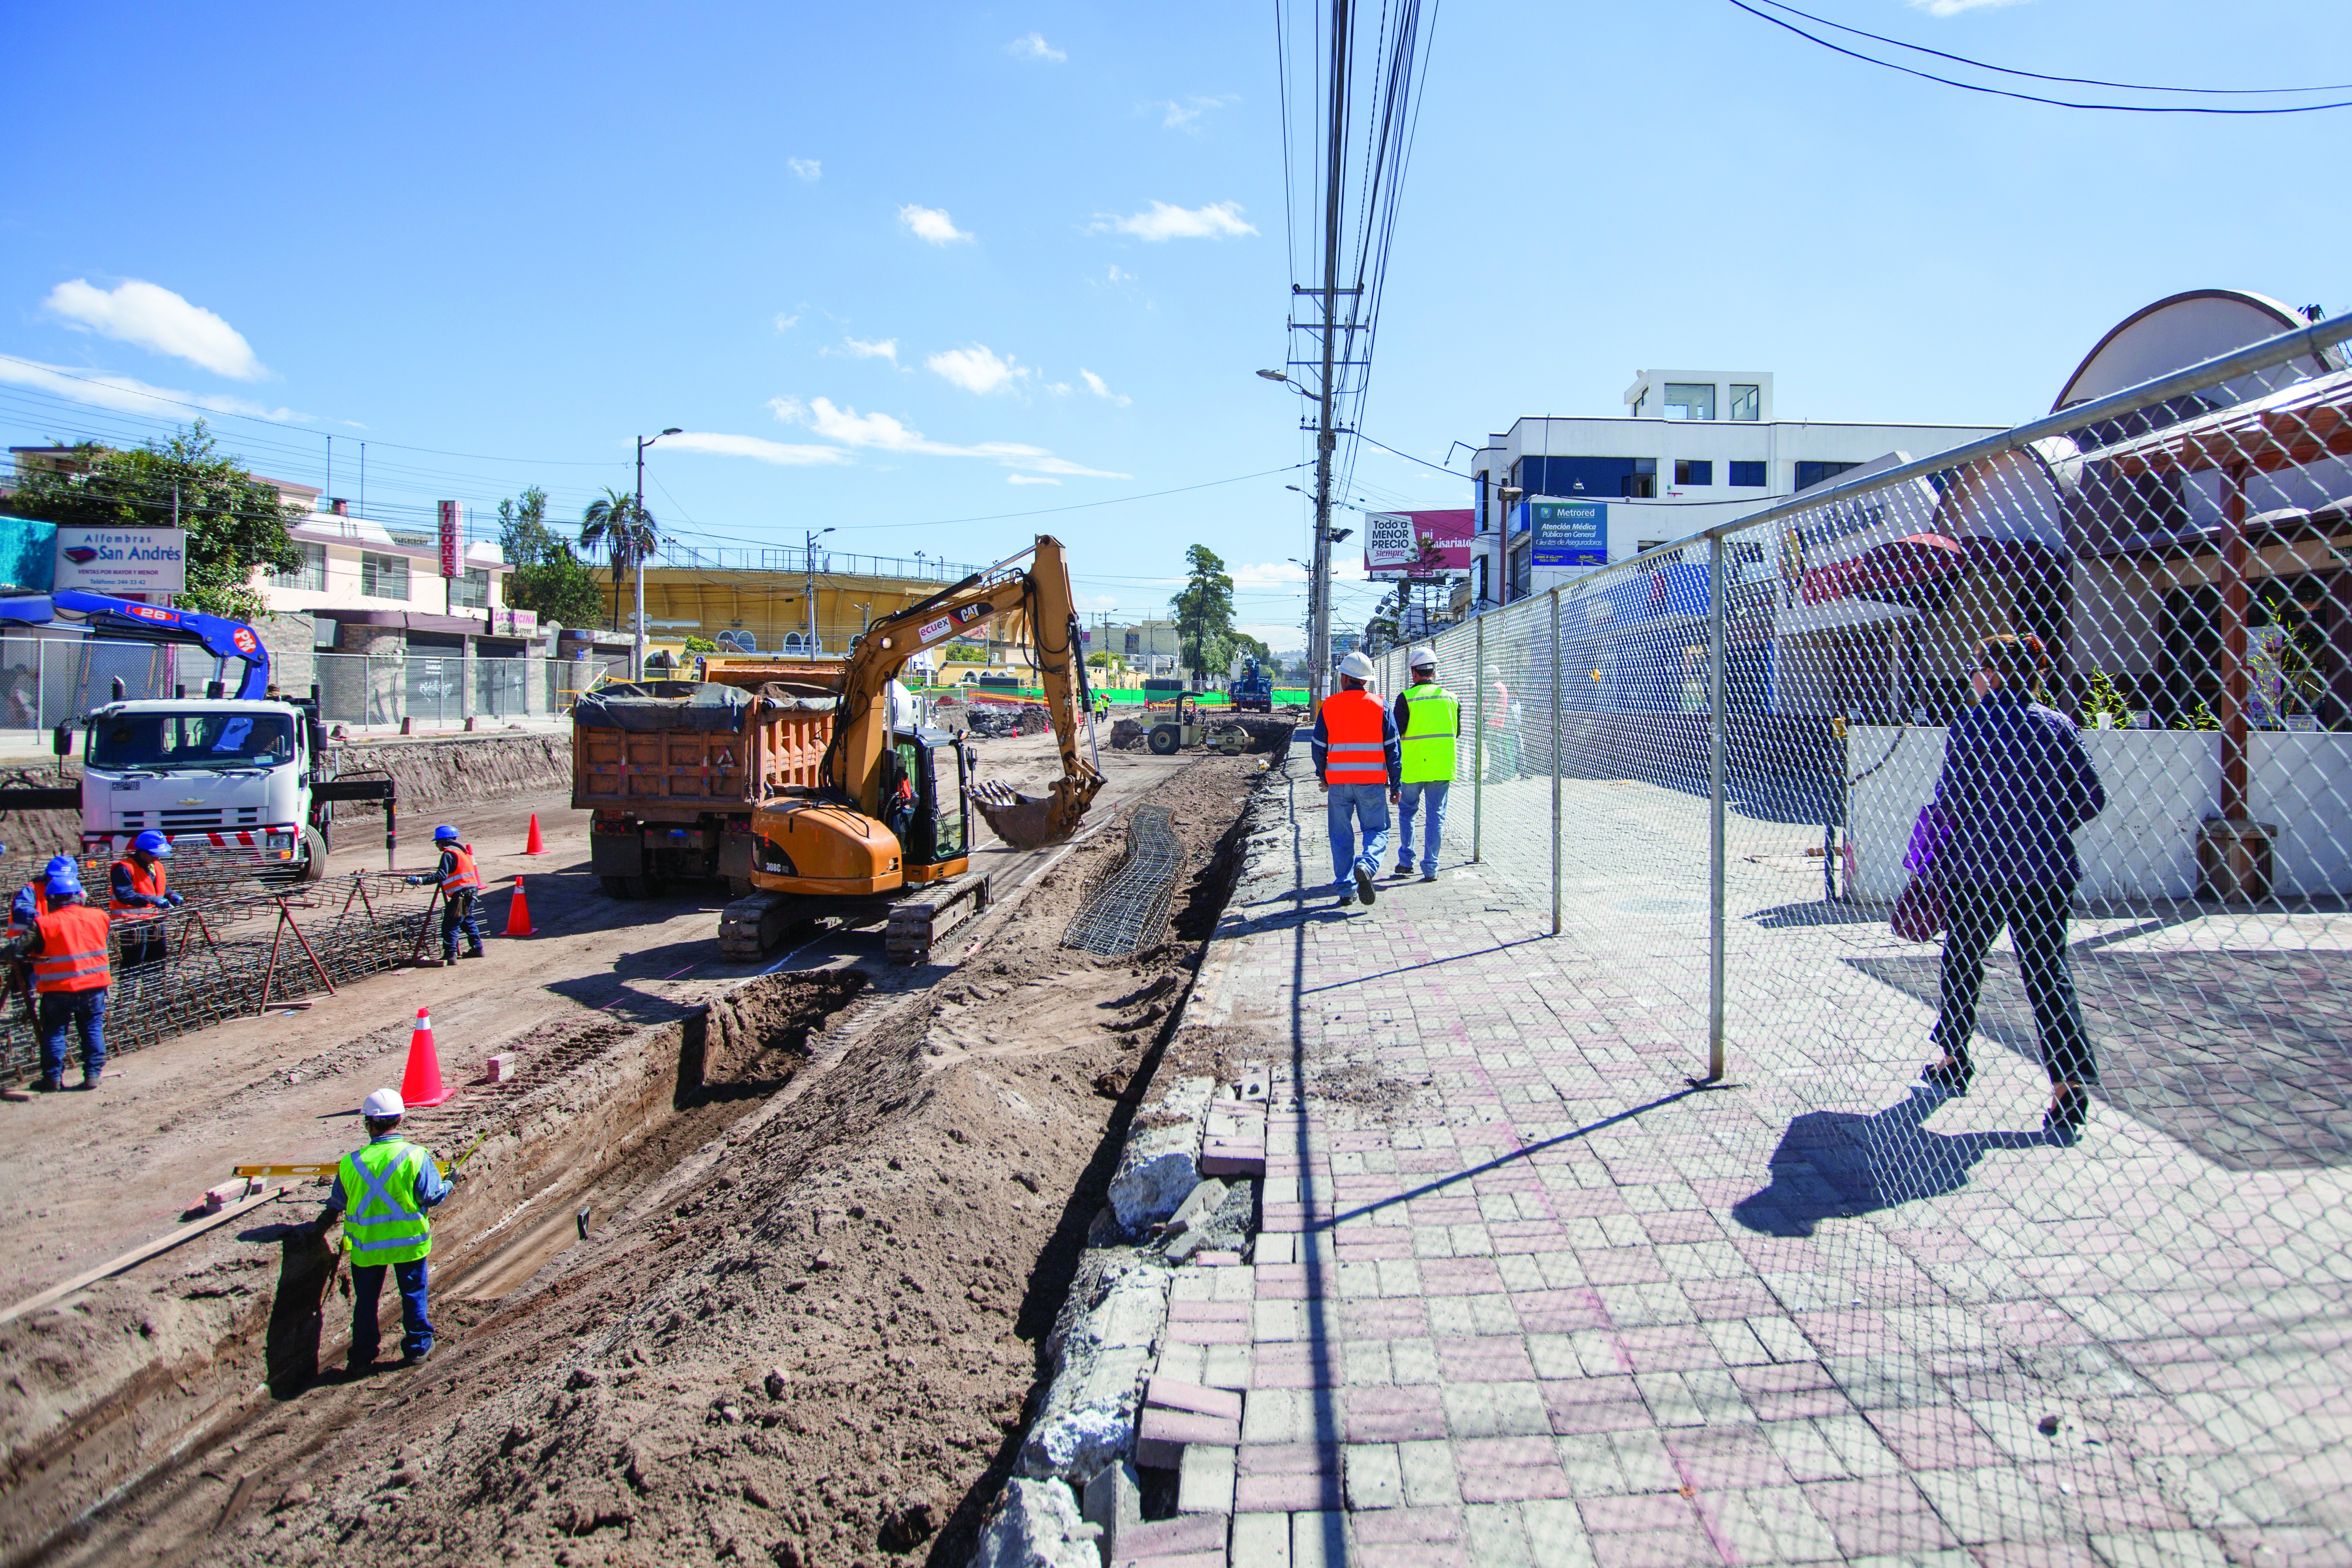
[[405, 825, 485, 965], [13, 865, 111, 1091], [6, 855, 75, 1016], [1312, 651, 1402, 907], [110, 830, 182, 971]]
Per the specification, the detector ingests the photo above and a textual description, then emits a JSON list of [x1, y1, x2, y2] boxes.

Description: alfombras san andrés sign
[[55, 527, 188, 594]]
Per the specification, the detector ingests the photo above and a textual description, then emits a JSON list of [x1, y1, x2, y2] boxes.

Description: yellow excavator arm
[[826, 534, 1102, 850]]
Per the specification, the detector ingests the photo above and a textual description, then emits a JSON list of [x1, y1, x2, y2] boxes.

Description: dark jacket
[[1932, 689, 2106, 887]]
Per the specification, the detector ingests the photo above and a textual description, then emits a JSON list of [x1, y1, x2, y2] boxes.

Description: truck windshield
[[89, 712, 296, 770]]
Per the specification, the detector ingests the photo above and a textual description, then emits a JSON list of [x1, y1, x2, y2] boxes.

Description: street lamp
[[804, 526, 835, 654], [634, 427, 683, 678]]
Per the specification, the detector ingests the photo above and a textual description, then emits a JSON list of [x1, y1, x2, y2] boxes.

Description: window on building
[[1636, 540, 1668, 554], [1623, 458, 1657, 499], [1663, 383, 1715, 421], [1732, 540, 1765, 565], [1794, 460, 1862, 493], [449, 567, 491, 609], [360, 552, 410, 601], [1674, 460, 1714, 487], [1728, 461, 1768, 487], [1729, 384, 1761, 422], [1632, 391, 1647, 418], [272, 542, 326, 592]]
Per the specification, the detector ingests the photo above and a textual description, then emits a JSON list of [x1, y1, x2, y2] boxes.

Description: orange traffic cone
[[524, 813, 545, 856], [399, 1007, 455, 1108], [505, 875, 535, 938]]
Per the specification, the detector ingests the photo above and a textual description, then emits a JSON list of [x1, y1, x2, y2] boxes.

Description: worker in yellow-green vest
[[313, 1087, 454, 1372], [1389, 646, 1458, 883]]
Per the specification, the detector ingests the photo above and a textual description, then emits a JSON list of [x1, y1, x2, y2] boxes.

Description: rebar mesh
[[1062, 804, 1185, 957], [1395, 318, 2352, 1555], [0, 865, 441, 1081]]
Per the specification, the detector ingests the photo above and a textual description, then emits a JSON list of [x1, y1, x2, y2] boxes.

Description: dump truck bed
[[570, 678, 838, 819]]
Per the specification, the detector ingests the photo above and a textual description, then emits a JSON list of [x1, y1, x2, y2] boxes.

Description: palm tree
[[580, 489, 659, 631]]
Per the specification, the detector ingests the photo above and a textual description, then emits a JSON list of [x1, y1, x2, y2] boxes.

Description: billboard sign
[[55, 526, 186, 594], [1364, 509, 1474, 579], [438, 500, 463, 579], [1527, 501, 1607, 567]]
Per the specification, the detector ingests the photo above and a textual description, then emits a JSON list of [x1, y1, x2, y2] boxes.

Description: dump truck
[[716, 534, 1103, 961]]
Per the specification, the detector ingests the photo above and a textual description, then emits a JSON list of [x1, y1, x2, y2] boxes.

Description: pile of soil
[[55, 754, 1263, 1568]]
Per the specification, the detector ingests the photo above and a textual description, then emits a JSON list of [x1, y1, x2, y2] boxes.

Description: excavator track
[[717, 890, 808, 961], [883, 873, 991, 965], [716, 874, 992, 965]]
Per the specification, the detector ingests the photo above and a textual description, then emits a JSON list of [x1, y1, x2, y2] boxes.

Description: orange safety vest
[[6, 881, 53, 939], [110, 857, 166, 923], [441, 845, 482, 894], [32, 904, 111, 993], [1322, 688, 1392, 785]]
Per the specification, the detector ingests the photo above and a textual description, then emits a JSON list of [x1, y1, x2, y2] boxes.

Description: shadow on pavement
[[1732, 1086, 2047, 1237]]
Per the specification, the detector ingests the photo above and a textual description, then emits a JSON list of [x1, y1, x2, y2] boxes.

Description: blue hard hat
[[133, 829, 172, 858], [42, 855, 73, 880], [433, 825, 461, 843], [45, 867, 81, 898]]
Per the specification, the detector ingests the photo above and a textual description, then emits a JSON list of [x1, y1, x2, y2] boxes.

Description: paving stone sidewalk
[[1129, 740, 2352, 1568]]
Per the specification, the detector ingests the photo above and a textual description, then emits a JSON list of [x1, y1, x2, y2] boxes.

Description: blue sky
[[1, 0, 2345, 647]]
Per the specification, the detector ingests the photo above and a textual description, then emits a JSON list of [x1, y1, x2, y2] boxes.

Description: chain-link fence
[[1378, 311, 2352, 1552]]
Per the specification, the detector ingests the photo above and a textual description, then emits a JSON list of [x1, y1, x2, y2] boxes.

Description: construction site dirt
[[0, 725, 1280, 1568]]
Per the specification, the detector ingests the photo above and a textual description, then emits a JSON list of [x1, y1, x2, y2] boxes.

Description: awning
[[1800, 534, 1964, 608]]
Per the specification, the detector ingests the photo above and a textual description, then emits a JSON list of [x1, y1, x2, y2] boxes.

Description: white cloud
[[773, 313, 800, 332], [898, 204, 975, 245], [662, 431, 855, 466], [1106, 265, 1134, 284], [770, 394, 1128, 478], [0, 354, 305, 421], [787, 158, 821, 181], [1160, 95, 1235, 134], [1045, 380, 1073, 396], [1093, 201, 1256, 242], [926, 343, 1030, 395], [1907, 0, 2030, 11], [1006, 31, 1066, 61], [1007, 474, 1061, 485], [825, 336, 897, 363], [43, 279, 265, 379], [1079, 369, 1131, 408], [1232, 560, 1308, 591]]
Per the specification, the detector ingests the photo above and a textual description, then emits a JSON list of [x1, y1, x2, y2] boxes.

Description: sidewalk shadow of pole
[[1731, 1085, 2050, 1238]]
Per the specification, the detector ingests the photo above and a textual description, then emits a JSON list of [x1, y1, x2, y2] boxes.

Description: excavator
[[713, 534, 1103, 961]]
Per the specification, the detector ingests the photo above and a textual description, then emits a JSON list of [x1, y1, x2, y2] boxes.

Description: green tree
[[496, 486, 605, 629], [3, 421, 303, 621], [682, 634, 719, 654], [1170, 544, 1235, 680], [579, 489, 657, 630], [944, 642, 988, 664]]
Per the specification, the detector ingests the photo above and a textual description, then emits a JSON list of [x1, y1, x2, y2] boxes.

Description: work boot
[[32, 1076, 61, 1094], [1420, 869, 1439, 883], [401, 1345, 434, 1368], [463, 947, 486, 960], [1334, 885, 1355, 907], [77, 1072, 101, 1090], [1353, 865, 1377, 906], [1391, 862, 1414, 879]]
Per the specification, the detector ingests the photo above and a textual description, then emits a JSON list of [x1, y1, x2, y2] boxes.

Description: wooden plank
[[0, 1189, 286, 1327]]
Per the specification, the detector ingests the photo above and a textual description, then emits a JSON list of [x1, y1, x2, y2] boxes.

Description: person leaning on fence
[[108, 830, 181, 971], [1314, 651, 1401, 908], [1484, 662, 1518, 782], [1390, 645, 1457, 883], [312, 1087, 452, 1371], [10, 865, 111, 1092], [1919, 633, 2107, 1143], [405, 826, 485, 965]]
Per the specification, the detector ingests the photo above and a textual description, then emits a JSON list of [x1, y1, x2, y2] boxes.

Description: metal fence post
[[1549, 588, 1562, 938], [1472, 616, 1486, 866], [1707, 534, 1728, 1083]]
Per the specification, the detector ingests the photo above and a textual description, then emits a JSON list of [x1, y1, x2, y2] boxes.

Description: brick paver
[[1155, 741, 2352, 1565]]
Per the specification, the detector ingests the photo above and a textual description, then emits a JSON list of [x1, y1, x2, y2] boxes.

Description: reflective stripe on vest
[[110, 858, 165, 922], [1399, 684, 1459, 784], [441, 847, 482, 895], [1322, 690, 1391, 784], [339, 1140, 433, 1267], [6, 882, 52, 938], [32, 905, 110, 993]]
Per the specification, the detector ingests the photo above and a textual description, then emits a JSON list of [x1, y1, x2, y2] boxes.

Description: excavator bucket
[[972, 777, 1097, 851]]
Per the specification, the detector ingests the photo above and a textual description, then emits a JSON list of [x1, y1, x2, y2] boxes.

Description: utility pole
[[1307, 0, 1350, 707], [634, 428, 681, 680], [804, 527, 835, 655]]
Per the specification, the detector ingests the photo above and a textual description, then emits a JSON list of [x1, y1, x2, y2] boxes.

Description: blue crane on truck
[[0, 590, 397, 876]]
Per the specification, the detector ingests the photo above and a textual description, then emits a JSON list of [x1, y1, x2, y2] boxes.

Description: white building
[[260, 502, 515, 628], [1467, 369, 2005, 606]]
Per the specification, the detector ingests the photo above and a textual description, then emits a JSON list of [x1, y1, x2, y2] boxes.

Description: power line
[[1745, 0, 2352, 97], [1723, 0, 2352, 113]]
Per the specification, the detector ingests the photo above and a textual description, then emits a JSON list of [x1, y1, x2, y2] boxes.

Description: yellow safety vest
[[1399, 683, 1459, 784], [338, 1139, 433, 1267]]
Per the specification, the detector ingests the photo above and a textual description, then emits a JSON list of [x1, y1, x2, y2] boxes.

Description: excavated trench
[[0, 967, 863, 1568]]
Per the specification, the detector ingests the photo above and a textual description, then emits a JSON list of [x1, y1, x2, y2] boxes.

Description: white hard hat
[[1337, 651, 1377, 682], [361, 1087, 405, 1120], [1485, 664, 1502, 680], [1408, 645, 1438, 670]]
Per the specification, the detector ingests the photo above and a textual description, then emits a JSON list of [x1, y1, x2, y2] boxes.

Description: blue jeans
[[1396, 782, 1450, 873], [1326, 783, 1391, 889], [441, 891, 483, 959], [38, 989, 106, 1081], [349, 1256, 433, 1365]]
